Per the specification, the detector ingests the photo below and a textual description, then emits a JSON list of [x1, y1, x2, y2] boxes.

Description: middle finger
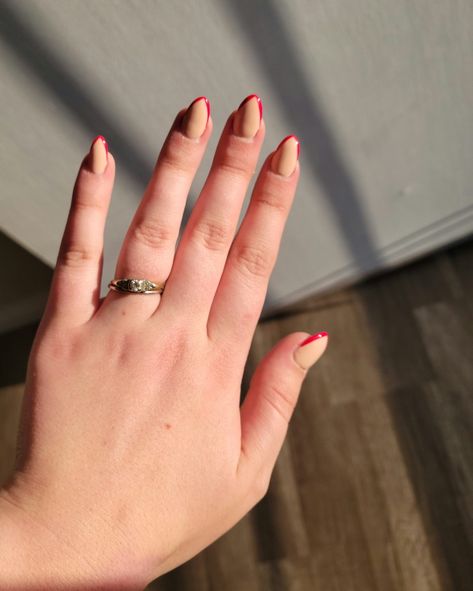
[[158, 94, 264, 319]]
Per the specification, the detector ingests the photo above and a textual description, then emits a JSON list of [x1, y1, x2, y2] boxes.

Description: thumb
[[239, 331, 328, 481]]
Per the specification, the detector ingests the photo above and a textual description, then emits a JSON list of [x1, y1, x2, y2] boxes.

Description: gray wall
[[1, 0, 472, 330]]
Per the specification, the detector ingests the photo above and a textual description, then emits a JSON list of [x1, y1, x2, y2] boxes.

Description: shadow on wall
[[0, 0, 205, 234], [0, 0, 380, 290], [222, 0, 381, 278], [0, 1, 154, 194]]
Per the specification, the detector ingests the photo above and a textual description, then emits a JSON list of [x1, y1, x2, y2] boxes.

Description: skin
[[0, 99, 327, 590]]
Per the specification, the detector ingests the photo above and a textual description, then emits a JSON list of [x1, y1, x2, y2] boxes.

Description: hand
[[0, 95, 328, 589]]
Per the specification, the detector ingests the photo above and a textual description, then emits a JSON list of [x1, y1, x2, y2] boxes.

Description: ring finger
[[97, 96, 212, 320]]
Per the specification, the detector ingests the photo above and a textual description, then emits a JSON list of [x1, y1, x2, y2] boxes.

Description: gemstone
[[129, 279, 142, 292]]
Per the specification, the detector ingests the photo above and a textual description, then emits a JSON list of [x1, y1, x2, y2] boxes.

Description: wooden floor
[[1, 239, 472, 590]]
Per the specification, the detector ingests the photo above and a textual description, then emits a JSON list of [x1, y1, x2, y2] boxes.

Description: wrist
[[0, 488, 147, 590]]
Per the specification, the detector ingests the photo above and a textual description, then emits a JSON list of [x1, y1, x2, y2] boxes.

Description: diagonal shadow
[[0, 0, 379, 282], [0, 0, 194, 222], [222, 0, 381, 278]]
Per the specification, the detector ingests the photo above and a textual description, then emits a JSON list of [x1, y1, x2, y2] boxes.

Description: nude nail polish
[[293, 332, 328, 369], [181, 96, 210, 139], [271, 135, 300, 177], [89, 135, 108, 174], [233, 94, 263, 138]]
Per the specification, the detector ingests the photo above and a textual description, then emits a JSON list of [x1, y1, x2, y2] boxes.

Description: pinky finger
[[238, 331, 328, 490], [43, 136, 115, 327]]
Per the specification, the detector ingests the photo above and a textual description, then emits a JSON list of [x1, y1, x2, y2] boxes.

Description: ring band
[[108, 278, 165, 294]]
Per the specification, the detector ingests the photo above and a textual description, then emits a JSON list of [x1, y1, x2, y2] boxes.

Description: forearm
[[0, 491, 145, 590]]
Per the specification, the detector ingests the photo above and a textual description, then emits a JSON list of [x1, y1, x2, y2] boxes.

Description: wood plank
[[0, 384, 23, 488]]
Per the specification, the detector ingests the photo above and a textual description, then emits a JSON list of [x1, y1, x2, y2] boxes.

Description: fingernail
[[233, 94, 263, 138], [271, 135, 300, 176], [293, 332, 328, 370], [181, 96, 210, 139], [89, 135, 108, 174]]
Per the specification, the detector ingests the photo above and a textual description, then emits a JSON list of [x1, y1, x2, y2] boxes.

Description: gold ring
[[108, 278, 165, 294]]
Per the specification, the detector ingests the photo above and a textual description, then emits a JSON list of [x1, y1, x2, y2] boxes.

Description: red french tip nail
[[238, 94, 263, 120], [91, 135, 108, 155], [299, 332, 329, 347], [189, 96, 211, 123], [277, 134, 300, 158]]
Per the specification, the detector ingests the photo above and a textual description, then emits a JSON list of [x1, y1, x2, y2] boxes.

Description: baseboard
[[264, 204, 473, 315]]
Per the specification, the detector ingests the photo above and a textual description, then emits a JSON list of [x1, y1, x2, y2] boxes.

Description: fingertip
[[204, 114, 214, 138], [293, 332, 329, 370], [181, 96, 211, 139], [87, 135, 108, 174], [81, 146, 115, 183], [74, 144, 115, 205], [104, 151, 116, 175]]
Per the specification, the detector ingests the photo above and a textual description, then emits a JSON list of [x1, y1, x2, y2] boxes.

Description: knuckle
[[261, 382, 295, 425], [218, 157, 254, 180], [192, 219, 230, 251], [133, 218, 174, 250], [73, 179, 106, 211], [254, 187, 288, 214], [32, 325, 80, 367], [233, 243, 272, 279], [158, 150, 192, 178], [73, 193, 104, 213], [59, 244, 97, 268]]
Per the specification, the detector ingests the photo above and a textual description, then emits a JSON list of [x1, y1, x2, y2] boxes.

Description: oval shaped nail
[[294, 332, 328, 369], [233, 94, 263, 138], [271, 135, 300, 176], [89, 135, 108, 174], [181, 96, 210, 139]]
